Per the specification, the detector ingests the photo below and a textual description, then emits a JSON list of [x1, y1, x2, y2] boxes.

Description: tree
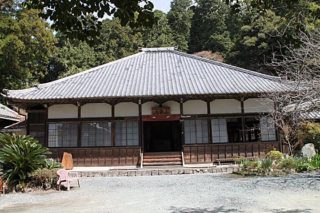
[[167, 0, 194, 51], [46, 18, 144, 81], [46, 39, 99, 81], [226, 0, 320, 73], [94, 18, 143, 62], [189, 0, 232, 54], [24, 0, 155, 41], [265, 30, 320, 155], [0, 9, 56, 91], [140, 10, 176, 48]]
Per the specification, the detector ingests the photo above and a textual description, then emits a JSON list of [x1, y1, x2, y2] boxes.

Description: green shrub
[[292, 157, 314, 172], [29, 168, 59, 190], [0, 133, 50, 189], [260, 159, 273, 171], [266, 150, 283, 161], [300, 122, 320, 151], [310, 154, 320, 169], [278, 157, 296, 171], [45, 159, 61, 169], [241, 160, 260, 171]]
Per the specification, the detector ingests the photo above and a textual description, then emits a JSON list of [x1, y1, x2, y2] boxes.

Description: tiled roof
[[3, 47, 290, 102], [303, 111, 320, 120], [0, 104, 23, 121]]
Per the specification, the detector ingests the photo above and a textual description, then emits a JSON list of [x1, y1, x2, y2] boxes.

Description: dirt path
[[0, 173, 319, 212]]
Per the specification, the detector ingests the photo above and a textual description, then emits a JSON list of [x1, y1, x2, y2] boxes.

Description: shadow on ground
[[270, 209, 312, 213], [169, 206, 241, 213]]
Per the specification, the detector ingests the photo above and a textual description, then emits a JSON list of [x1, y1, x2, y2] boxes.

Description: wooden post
[[77, 102, 81, 147], [44, 105, 49, 147], [111, 104, 115, 146], [138, 99, 143, 148], [240, 98, 246, 142], [180, 98, 185, 146], [207, 101, 213, 144]]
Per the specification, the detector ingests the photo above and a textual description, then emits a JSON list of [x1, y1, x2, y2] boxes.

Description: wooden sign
[[152, 106, 170, 115]]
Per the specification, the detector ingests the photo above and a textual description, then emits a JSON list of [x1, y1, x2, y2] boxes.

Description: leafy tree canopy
[[0, 9, 56, 91], [23, 0, 155, 41]]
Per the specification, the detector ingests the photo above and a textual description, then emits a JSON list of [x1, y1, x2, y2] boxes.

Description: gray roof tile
[[4, 48, 290, 101]]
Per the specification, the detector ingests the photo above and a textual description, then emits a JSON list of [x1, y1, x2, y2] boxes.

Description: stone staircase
[[142, 152, 183, 167]]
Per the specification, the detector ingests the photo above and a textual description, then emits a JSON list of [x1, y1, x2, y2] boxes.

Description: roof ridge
[[35, 51, 145, 90], [170, 50, 281, 82]]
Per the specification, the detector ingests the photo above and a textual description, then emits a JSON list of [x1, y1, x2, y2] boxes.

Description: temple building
[[3, 47, 289, 167]]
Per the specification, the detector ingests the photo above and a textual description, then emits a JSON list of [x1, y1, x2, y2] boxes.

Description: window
[[212, 118, 243, 143], [244, 117, 260, 142], [260, 117, 276, 141], [81, 122, 112, 147], [184, 119, 208, 144], [212, 118, 228, 143], [115, 120, 139, 146], [28, 111, 46, 145], [48, 123, 78, 147]]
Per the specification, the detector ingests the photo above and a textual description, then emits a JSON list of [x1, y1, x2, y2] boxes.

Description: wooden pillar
[[111, 104, 115, 146], [44, 105, 49, 147], [77, 103, 81, 147], [207, 101, 213, 144], [138, 99, 143, 149], [180, 98, 185, 146], [241, 98, 246, 142]]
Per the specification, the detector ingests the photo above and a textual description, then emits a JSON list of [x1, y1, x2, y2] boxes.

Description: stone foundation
[[74, 165, 240, 177]]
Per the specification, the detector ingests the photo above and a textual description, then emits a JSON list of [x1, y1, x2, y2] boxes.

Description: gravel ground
[[0, 172, 320, 213]]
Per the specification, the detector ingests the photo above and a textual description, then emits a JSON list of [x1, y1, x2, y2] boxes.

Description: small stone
[[127, 171, 136, 176], [151, 170, 159, 176], [301, 143, 317, 159], [184, 169, 193, 174]]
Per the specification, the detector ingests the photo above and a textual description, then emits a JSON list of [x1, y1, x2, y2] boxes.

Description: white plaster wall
[[210, 99, 241, 114], [244, 98, 274, 113], [48, 104, 78, 119], [163, 101, 180, 114], [81, 103, 111, 118], [115, 102, 139, 117], [183, 100, 207, 115], [142, 102, 158, 115]]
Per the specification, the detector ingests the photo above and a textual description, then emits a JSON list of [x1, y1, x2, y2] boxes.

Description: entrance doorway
[[143, 121, 181, 152]]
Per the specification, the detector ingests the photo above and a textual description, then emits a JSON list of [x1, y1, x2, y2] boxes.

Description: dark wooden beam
[[77, 104, 81, 147], [207, 101, 213, 144], [241, 97, 245, 142]]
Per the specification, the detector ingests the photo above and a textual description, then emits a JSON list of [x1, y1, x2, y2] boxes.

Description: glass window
[[48, 123, 78, 147], [212, 118, 243, 143], [244, 117, 260, 142], [115, 120, 139, 146], [260, 117, 276, 141], [184, 119, 208, 144], [212, 118, 228, 143], [29, 124, 45, 145], [81, 122, 112, 147]]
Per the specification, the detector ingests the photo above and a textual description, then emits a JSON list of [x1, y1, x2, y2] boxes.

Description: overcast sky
[[152, 0, 171, 12]]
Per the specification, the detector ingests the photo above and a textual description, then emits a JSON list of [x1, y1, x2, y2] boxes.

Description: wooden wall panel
[[49, 147, 141, 167], [183, 141, 280, 164]]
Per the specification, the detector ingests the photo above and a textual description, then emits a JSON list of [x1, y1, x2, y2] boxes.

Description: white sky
[[151, 0, 172, 12]]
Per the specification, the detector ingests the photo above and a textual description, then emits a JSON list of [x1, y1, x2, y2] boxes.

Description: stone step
[[143, 162, 183, 166], [143, 157, 182, 162], [144, 152, 181, 155], [144, 155, 182, 159]]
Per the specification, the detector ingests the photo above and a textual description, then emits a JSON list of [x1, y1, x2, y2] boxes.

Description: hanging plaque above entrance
[[151, 106, 170, 115], [142, 114, 180, 122]]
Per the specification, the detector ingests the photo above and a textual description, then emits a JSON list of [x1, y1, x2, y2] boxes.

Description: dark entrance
[[143, 121, 181, 152]]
